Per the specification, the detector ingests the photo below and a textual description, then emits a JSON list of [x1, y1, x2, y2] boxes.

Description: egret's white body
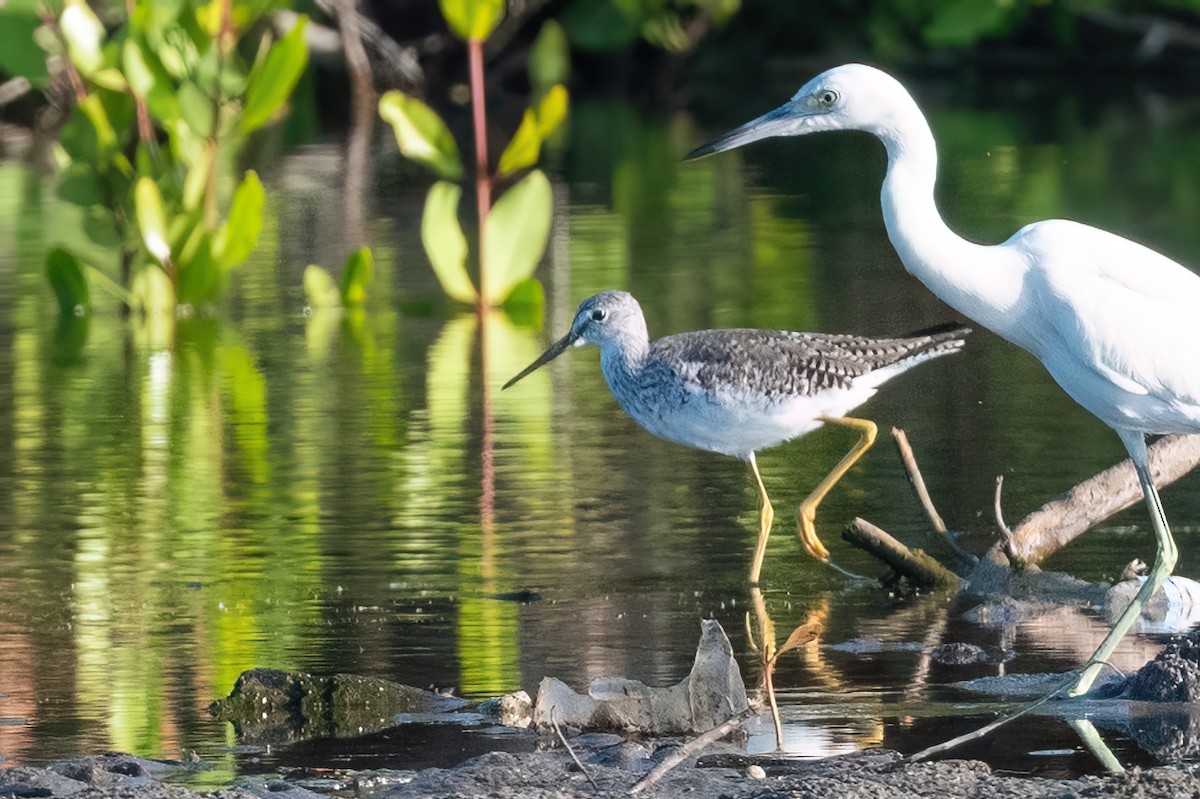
[[688, 63, 1200, 696]]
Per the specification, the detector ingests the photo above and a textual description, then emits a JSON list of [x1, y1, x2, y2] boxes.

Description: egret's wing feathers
[[1020, 221, 1200, 410]]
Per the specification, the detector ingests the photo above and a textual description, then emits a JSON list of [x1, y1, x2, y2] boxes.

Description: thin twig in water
[[630, 708, 754, 795], [892, 427, 946, 533], [994, 475, 1013, 542], [551, 706, 599, 791], [892, 428, 977, 569]]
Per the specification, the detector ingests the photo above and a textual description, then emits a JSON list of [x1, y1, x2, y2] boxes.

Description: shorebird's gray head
[[503, 291, 647, 389]]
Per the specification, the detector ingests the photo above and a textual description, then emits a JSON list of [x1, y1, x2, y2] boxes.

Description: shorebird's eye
[[819, 90, 838, 106], [590, 308, 607, 322]]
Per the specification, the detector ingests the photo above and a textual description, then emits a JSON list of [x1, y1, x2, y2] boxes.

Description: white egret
[[688, 63, 1200, 696]]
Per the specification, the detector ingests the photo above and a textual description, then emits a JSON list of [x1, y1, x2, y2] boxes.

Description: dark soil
[[4, 748, 1200, 799]]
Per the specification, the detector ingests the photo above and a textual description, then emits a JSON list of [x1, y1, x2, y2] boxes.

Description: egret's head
[[503, 291, 646, 389], [686, 63, 910, 159]]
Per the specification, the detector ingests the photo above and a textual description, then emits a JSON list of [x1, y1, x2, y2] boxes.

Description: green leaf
[[77, 93, 118, 153], [501, 277, 544, 328], [45, 248, 90, 315], [303, 264, 342, 309], [89, 67, 128, 92], [0, 11, 49, 82], [529, 20, 570, 91], [122, 39, 180, 122], [420, 181, 476, 304], [438, 0, 504, 41], [481, 169, 552, 305], [176, 233, 220, 305], [178, 79, 213, 139], [181, 147, 212, 210], [536, 84, 569, 138], [496, 109, 540, 177], [240, 16, 309, 134], [83, 205, 121, 248], [56, 163, 104, 206], [496, 87, 569, 177], [339, 246, 374, 307], [195, 0, 224, 37], [213, 171, 265, 270], [135, 177, 171, 263], [378, 91, 462, 180], [60, 0, 105, 77]]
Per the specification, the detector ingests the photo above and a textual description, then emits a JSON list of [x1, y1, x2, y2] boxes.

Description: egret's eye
[[590, 308, 607, 322], [818, 89, 839, 106]]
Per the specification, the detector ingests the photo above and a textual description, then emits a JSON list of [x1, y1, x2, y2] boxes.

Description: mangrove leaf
[[339, 246, 374, 307], [303, 265, 342, 310], [528, 20, 570, 91], [134, 177, 171, 263], [481, 170, 552, 305], [240, 16, 309, 134], [421, 181, 476, 304], [439, 0, 504, 41], [60, 0, 105, 78], [496, 109, 540, 177], [378, 91, 463, 180], [496, 87, 568, 177], [45, 248, 90, 315], [214, 171, 264, 270]]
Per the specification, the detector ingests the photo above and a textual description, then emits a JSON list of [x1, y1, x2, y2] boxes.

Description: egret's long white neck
[[873, 95, 1030, 347]]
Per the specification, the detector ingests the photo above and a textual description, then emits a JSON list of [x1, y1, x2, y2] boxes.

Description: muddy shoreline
[[4, 747, 1200, 799], [7, 627, 1200, 798]]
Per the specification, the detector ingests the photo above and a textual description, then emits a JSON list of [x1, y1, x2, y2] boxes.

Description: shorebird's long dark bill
[[502, 331, 579, 389], [685, 102, 800, 160]]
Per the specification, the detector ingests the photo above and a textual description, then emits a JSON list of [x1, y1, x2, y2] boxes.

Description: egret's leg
[[1070, 431, 1178, 696], [795, 416, 878, 561], [748, 451, 775, 585]]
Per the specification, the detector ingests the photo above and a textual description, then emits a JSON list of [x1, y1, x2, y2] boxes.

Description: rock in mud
[[532, 619, 747, 735], [209, 668, 468, 744], [1123, 631, 1200, 702]]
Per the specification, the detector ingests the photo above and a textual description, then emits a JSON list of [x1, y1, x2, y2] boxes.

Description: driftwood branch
[[892, 427, 977, 572], [994, 475, 1013, 541], [891, 427, 946, 533], [842, 518, 962, 589], [1007, 434, 1200, 564], [629, 708, 754, 795], [551, 707, 599, 791]]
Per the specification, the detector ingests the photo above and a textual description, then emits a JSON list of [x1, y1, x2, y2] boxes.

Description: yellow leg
[[796, 416, 878, 561], [748, 452, 774, 585]]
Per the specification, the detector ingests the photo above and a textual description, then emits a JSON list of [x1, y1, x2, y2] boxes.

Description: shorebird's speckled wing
[[647, 326, 966, 400]]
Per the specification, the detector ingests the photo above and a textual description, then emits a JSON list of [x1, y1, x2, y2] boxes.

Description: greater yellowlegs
[[503, 290, 970, 583], [687, 63, 1200, 694]]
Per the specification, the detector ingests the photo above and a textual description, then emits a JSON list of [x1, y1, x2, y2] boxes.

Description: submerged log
[[842, 518, 962, 590], [1006, 434, 1200, 564]]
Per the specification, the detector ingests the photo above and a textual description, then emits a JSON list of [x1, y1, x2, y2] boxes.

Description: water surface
[[2, 71, 1200, 780]]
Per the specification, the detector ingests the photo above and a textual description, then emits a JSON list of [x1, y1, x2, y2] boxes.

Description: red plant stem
[[467, 38, 496, 522], [468, 37, 492, 314]]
